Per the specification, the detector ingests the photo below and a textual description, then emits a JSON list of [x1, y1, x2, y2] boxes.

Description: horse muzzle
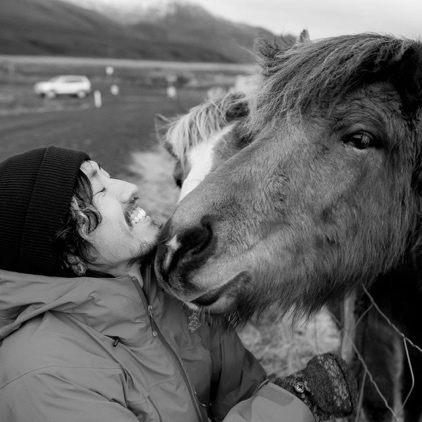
[[154, 217, 251, 313], [154, 216, 215, 292]]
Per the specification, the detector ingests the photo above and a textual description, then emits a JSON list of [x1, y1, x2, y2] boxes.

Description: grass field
[[0, 55, 341, 386]]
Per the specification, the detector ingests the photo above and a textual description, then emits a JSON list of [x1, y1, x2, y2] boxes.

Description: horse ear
[[394, 45, 422, 115], [299, 29, 311, 43], [258, 38, 282, 65], [258, 30, 310, 75]]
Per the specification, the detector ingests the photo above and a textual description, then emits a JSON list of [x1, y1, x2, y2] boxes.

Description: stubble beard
[[131, 219, 162, 265]]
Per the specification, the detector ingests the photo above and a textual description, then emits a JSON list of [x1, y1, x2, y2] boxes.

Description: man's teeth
[[130, 207, 147, 224]]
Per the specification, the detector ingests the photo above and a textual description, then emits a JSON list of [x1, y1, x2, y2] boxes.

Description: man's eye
[[94, 188, 106, 196]]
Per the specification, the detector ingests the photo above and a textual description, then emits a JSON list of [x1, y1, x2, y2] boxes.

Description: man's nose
[[114, 180, 139, 202]]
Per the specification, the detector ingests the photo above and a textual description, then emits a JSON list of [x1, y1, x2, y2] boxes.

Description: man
[[0, 146, 357, 422]]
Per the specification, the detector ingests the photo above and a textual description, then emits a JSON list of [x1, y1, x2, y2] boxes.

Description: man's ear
[[67, 255, 87, 276]]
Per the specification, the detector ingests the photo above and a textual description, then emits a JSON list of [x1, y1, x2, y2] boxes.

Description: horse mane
[[250, 33, 418, 128], [157, 92, 248, 163]]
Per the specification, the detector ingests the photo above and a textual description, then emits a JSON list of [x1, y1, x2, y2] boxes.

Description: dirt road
[[0, 87, 204, 180]]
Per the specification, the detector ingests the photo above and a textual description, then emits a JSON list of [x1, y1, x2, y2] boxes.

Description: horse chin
[[162, 271, 251, 315], [188, 296, 235, 315], [193, 270, 250, 306]]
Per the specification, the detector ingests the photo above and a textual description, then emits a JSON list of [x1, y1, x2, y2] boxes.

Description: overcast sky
[[190, 0, 422, 40]]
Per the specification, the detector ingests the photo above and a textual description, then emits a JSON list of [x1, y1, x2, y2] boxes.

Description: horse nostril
[[179, 220, 213, 260], [156, 218, 215, 280]]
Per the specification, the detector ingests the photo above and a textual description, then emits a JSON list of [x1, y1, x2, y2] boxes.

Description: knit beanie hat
[[0, 146, 90, 276]]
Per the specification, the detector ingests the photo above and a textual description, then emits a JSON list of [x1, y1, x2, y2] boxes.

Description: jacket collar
[[0, 267, 160, 344]]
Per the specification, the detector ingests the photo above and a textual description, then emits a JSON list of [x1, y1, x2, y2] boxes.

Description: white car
[[34, 75, 92, 98]]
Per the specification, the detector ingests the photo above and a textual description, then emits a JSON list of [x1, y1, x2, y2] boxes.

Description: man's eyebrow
[[84, 161, 103, 179]]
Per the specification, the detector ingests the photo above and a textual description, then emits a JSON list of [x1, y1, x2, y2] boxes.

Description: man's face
[[81, 161, 160, 276]]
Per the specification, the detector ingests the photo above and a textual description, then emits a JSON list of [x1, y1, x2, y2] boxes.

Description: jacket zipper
[[131, 274, 207, 422]]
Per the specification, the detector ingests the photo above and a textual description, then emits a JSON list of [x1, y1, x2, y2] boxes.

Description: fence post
[[340, 290, 357, 363], [94, 90, 102, 108], [337, 290, 358, 422]]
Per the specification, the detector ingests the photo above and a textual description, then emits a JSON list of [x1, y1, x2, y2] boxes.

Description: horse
[[155, 33, 422, 421], [156, 88, 422, 422]]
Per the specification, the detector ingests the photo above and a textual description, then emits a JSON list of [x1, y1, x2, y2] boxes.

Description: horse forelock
[[249, 33, 419, 131], [163, 93, 247, 164]]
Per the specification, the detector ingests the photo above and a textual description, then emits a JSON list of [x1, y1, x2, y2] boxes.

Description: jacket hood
[[0, 269, 153, 343]]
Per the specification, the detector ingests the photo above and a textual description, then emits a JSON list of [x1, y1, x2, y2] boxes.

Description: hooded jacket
[[0, 266, 314, 422]]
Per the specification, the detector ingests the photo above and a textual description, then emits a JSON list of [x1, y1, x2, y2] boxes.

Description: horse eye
[[174, 177, 182, 189], [238, 134, 253, 148], [173, 161, 183, 189], [344, 132, 375, 150]]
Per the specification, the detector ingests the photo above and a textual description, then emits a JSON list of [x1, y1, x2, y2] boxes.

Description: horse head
[[155, 34, 422, 323]]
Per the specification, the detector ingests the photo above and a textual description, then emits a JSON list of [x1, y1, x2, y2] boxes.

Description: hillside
[[130, 3, 271, 63], [0, 0, 278, 63], [0, 0, 140, 57]]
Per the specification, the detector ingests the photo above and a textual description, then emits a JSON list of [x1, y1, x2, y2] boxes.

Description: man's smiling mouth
[[130, 207, 147, 225], [125, 198, 147, 227]]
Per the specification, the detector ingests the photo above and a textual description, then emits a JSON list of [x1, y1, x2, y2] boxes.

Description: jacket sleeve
[[206, 322, 267, 420], [206, 324, 315, 422], [0, 368, 150, 422], [221, 382, 315, 422]]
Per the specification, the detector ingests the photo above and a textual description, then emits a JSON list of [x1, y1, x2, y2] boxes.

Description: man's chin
[[138, 231, 161, 262]]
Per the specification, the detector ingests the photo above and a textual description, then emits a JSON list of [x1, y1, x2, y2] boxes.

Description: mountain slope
[[135, 3, 272, 62], [0, 0, 146, 57], [0, 0, 277, 62], [62, 0, 175, 24]]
